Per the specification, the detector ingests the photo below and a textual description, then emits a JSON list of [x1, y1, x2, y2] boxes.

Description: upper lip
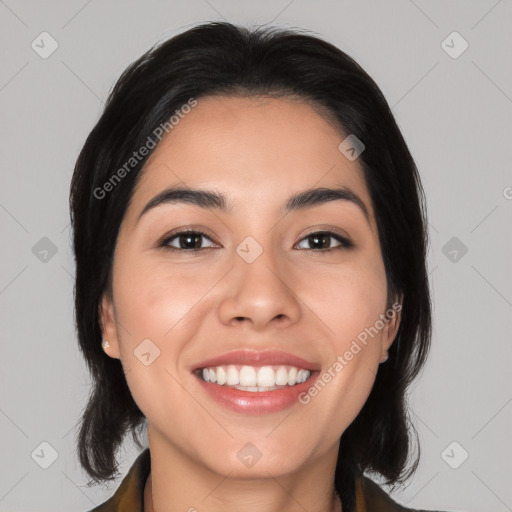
[[192, 349, 320, 372]]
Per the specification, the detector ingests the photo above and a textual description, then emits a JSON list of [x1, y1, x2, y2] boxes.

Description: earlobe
[[99, 293, 121, 359], [380, 300, 402, 363]]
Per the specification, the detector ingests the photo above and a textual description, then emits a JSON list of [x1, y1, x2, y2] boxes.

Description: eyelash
[[158, 229, 354, 253]]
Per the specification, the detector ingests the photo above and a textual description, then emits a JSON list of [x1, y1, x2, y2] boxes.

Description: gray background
[[1, 1, 511, 511]]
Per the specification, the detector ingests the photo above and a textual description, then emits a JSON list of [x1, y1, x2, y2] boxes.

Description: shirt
[[87, 448, 444, 512]]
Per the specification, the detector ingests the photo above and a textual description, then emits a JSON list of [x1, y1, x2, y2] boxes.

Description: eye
[[158, 229, 217, 251], [158, 229, 353, 253], [295, 231, 353, 252]]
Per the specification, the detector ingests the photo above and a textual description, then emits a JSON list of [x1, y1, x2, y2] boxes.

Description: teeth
[[297, 369, 309, 383], [216, 366, 227, 385], [234, 385, 285, 392], [257, 366, 274, 387], [226, 365, 239, 385], [275, 366, 288, 385], [199, 365, 311, 389], [239, 366, 257, 386]]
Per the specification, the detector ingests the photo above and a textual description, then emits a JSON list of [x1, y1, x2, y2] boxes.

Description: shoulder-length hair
[[70, 21, 431, 493]]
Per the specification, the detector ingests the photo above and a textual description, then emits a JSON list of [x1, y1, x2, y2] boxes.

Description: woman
[[70, 21, 439, 512]]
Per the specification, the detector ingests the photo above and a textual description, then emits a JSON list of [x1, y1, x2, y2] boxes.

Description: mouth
[[191, 349, 320, 414], [194, 364, 313, 392]]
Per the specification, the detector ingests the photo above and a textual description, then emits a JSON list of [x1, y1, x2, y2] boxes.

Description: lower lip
[[194, 372, 319, 415]]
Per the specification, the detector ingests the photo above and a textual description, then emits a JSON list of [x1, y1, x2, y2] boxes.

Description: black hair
[[70, 21, 431, 505]]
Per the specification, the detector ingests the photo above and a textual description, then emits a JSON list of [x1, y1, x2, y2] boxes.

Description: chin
[[195, 439, 313, 479]]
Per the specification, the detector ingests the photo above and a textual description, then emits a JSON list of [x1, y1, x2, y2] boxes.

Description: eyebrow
[[136, 186, 371, 226]]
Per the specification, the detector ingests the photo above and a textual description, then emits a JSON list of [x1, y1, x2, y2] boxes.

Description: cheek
[[110, 255, 210, 418], [294, 256, 388, 424], [113, 254, 215, 345], [307, 255, 389, 350]]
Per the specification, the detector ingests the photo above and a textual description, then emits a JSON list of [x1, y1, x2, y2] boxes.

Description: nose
[[217, 244, 302, 332]]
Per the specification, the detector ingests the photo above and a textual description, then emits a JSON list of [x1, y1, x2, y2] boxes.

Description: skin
[[99, 95, 401, 512]]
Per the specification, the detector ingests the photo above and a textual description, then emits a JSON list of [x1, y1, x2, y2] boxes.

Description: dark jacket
[[87, 448, 445, 512]]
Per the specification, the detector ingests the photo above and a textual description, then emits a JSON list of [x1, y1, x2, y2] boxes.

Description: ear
[[99, 292, 121, 359], [379, 296, 403, 363]]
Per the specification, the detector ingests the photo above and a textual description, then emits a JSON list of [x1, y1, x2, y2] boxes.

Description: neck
[[144, 431, 343, 512], [145, 473, 341, 512]]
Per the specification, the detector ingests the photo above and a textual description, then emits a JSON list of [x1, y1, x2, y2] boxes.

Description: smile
[[191, 349, 320, 414], [197, 364, 312, 391]]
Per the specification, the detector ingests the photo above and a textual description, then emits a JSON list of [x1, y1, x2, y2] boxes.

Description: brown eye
[[295, 231, 353, 252], [158, 229, 353, 253], [159, 230, 217, 251]]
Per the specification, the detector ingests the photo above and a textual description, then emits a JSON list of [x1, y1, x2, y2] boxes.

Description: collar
[[89, 448, 414, 512]]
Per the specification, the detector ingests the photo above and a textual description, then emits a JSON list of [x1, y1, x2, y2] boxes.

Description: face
[[100, 95, 400, 478]]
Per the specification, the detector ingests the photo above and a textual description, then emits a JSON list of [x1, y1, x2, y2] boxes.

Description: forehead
[[127, 95, 373, 221]]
